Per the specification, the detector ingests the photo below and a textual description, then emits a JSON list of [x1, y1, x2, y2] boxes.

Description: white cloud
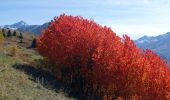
[[109, 23, 170, 40]]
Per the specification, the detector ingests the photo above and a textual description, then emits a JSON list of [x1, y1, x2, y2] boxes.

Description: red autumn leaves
[[37, 14, 170, 100]]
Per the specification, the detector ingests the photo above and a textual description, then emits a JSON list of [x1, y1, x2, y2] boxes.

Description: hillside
[[0, 28, 36, 48], [135, 32, 170, 64], [0, 30, 76, 100]]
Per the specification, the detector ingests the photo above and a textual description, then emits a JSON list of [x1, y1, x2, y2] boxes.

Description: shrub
[[37, 14, 170, 100], [0, 30, 4, 50], [2, 29, 6, 37], [7, 45, 18, 57], [0, 30, 4, 46], [18, 33, 23, 43], [7, 30, 12, 37], [13, 30, 17, 36]]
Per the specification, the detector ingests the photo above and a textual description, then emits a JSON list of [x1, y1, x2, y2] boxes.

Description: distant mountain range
[[135, 32, 170, 63], [1, 21, 49, 35]]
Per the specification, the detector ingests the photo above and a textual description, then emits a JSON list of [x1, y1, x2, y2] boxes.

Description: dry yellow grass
[[0, 43, 76, 100]]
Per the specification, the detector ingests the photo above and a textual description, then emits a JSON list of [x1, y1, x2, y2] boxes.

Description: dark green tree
[[13, 30, 17, 36], [19, 33, 23, 43], [2, 29, 6, 37], [7, 30, 12, 37], [30, 38, 36, 48]]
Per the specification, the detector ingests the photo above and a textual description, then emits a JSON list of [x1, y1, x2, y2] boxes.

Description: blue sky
[[0, 0, 170, 39]]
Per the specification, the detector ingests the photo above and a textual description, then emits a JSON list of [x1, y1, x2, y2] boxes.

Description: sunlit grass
[[0, 44, 75, 100]]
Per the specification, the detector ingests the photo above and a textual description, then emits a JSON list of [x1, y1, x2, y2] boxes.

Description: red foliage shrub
[[37, 14, 170, 100]]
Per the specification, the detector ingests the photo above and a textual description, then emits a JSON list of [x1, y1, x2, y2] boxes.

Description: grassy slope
[[0, 38, 76, 100]]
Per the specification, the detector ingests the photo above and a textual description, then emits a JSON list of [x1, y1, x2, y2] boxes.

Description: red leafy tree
[[37, 14, 117, 98], [37, 14, 170, 100]]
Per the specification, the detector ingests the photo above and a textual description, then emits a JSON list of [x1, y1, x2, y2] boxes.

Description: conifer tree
[[7, 30, 12, 37], [13, 30, 17, 36], [19, 32, 23, 43], [2, 28, 6, 37]]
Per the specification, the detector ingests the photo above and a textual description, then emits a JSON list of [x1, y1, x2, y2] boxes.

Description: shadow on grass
[[12, 63, 85, 100], [12, 63, 62, 92]]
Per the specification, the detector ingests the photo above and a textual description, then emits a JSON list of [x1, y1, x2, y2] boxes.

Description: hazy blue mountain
[[1, 21, 49, 35], [3, 21, 28, 29], [135, 32, 170, 62], [17, 22, 49, 35]]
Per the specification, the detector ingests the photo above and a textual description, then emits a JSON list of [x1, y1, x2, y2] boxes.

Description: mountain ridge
[[135, 32, 170, 63], [1, 21, 49, 35]]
